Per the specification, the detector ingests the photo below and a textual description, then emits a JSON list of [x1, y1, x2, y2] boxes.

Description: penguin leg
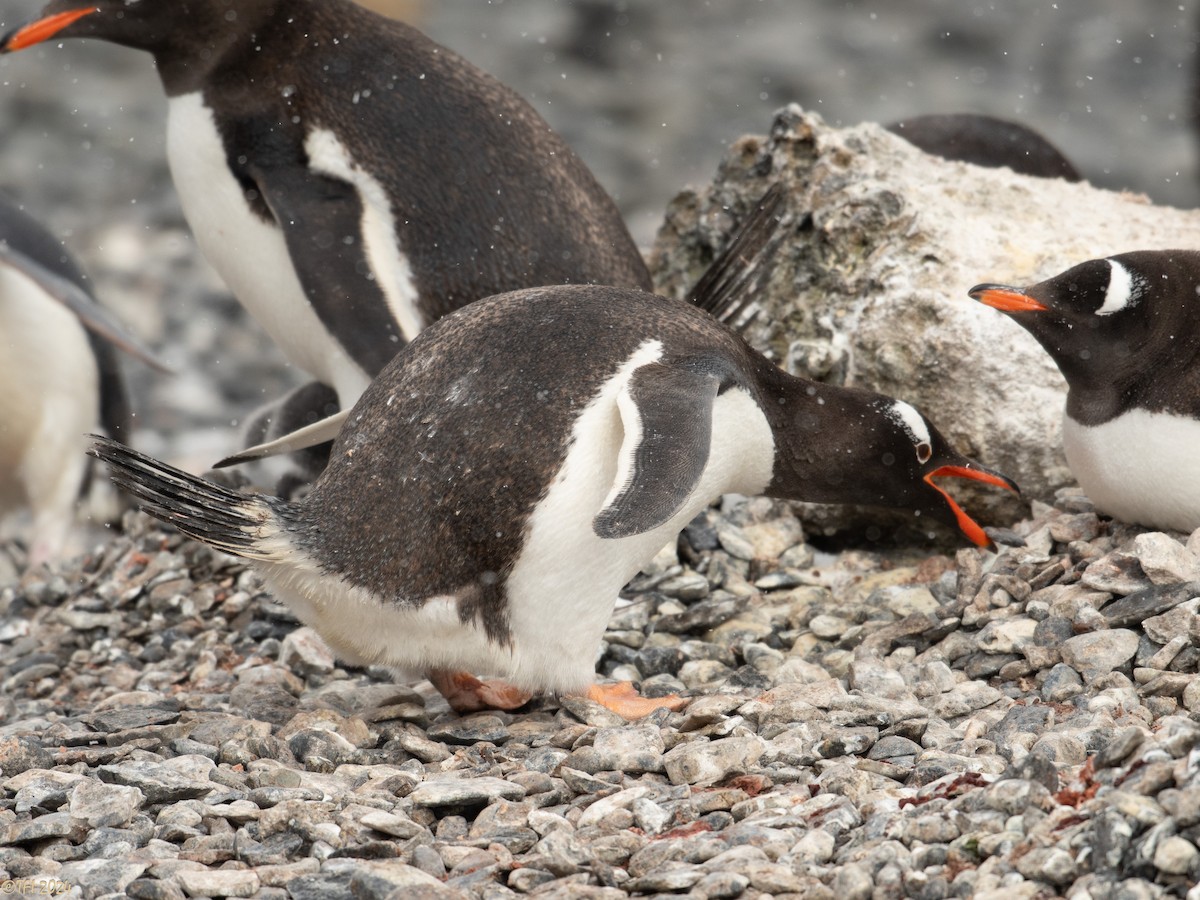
[[427, 669, 533, 714], [584, 681, 688, 719]]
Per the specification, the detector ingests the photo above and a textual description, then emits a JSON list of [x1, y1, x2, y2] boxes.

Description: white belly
[[1063, 409, 1200, 533], [165, 93, 370, 404], [0, 266, 100, 560]]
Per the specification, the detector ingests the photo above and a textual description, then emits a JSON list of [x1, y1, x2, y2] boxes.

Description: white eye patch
[[884, 400, 932, 451], [1096, 259, 1146, 316]]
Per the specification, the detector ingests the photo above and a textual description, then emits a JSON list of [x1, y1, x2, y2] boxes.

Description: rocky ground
[[1, 492, 1200, 898], [2, 2, 1200, 898]]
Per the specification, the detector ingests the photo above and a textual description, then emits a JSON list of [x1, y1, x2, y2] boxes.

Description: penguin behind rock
[[887, 113, 1082, 181], [91, 285, 1017, 718], [0, 195, 162, 564], [970, 251, 1200, 532], [1, 0, 651, 422]]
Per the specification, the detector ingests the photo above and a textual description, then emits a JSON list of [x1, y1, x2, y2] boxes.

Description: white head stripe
[[887, 400, 931, 447], [1096, 259, 1139, 316]]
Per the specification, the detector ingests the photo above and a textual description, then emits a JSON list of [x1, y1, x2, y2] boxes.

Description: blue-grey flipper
[[593, 363, 720, 540], [0, 239, 169, 373], [242, 145, 407, 377]]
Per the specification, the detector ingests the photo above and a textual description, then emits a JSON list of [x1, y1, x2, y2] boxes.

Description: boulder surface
[[652, 104, 1200, 537]]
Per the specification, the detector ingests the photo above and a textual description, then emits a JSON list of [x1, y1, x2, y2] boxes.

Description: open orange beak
[[968, 283, 1048, 313], [2, 7, 97, 52], [924, 465, 1019, 548]]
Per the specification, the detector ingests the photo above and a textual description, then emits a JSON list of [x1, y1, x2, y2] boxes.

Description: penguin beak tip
[[968, 283, 1049, 314], [2, 7, 98, 53]]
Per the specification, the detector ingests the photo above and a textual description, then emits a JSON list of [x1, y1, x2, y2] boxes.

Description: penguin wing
[[214, 409, 350, 469], [593, 363, 720, 539], [0, 241, 169, 372], [247, 158, 407, 376], [687, 182, 784, 330]]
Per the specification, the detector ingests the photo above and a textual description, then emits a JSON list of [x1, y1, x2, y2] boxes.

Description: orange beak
[[2, 7, 98, 52], [924, 465, 1019, 548], [968, 284, 1049, 313]]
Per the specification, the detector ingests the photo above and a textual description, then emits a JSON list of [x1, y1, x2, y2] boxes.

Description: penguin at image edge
[[1, 0, 652, 469], [0, 195, 165, 564], [971, 250, 1200, 533]]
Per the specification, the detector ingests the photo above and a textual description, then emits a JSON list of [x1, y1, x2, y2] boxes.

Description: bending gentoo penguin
[[887, 114, 1081, 182], [0, 196, 163, 563], [90, 286, 1017, 718], [970, 251, 1200, 532], [1, 0, 651, 415]]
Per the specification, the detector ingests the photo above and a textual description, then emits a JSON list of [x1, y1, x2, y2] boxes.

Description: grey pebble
[[409, 777, 526, 808]]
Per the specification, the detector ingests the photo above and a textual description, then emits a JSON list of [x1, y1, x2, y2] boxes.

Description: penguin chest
[[164, 93, 368, 402], [1062, 410, 1200, 532], [501, 374, 776, 694]]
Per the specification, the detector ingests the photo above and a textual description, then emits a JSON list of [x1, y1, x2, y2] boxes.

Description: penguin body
[[971, 250, 1200, 532], [0, 196, 152, 562], [887, 113, 1081, 182], [93, 285, 1016, 710], [3, 0, 651, 405]]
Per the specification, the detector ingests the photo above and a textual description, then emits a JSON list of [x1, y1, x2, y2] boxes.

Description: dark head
[[969, 251, 1200, 408], [1, 1, 280, 87], [762, 374, 1018, 547]]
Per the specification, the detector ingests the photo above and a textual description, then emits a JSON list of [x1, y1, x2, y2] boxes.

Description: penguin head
[[769, 388, 1018, 546], [968, 253, 1182, 370], [2, 1, 277, 60]]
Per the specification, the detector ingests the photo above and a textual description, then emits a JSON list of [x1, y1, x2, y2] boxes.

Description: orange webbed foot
[[428, 669, 533, 714], [584, 681, 687, 719]]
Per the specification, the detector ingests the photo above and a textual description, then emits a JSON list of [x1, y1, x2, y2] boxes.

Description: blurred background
[[0, 0, 1196, 459]]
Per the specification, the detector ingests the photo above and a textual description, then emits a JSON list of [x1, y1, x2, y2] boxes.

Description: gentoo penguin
[[91, 285, 1017, 718], [1, 0, 651, 430], [0, 195, 162, 563], [887, 114, 1081, 181], [970, 251, 1200, 532]]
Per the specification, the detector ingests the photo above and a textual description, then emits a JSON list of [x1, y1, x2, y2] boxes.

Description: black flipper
[[686, 182, 785, 329], [242, 146, 408, 378], [592, 364, 720, 539]]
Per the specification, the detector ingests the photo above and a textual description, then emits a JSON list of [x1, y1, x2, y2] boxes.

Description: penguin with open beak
[[91, 270, 1017, 717]]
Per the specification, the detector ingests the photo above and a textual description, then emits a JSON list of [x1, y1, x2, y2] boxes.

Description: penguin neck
[[1045, 317, 1200, 424], [752, 361, 858, 504], [149, 3, 284, 97]]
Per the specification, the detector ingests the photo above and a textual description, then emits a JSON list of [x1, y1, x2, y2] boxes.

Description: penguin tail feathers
[[87, 435, 290, 562]]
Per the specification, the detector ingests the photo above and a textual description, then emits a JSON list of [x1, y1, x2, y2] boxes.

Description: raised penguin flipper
[[215, 408, 350, 469], [687, 182, 786, 329]]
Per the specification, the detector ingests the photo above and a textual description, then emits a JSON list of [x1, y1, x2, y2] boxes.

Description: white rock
[[653, 105, 1200, 529], [1134, 533, 1200, 584], [1061, 630, 1140, 682]]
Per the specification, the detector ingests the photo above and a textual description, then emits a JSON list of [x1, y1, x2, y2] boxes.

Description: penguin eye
[[915, 442, 932, 464]]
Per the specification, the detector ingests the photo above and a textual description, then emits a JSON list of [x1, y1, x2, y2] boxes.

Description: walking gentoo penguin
[[887, 114, 1081, 181], [1, 0, 651, 424], [970, 251, 1200, 532], [0, 196, 162, 563], [91, 286, 1017, 717]]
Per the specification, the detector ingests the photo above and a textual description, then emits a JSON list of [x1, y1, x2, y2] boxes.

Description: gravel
[[0, 493, 1196, 897], [2, 2, 1200, 897]]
